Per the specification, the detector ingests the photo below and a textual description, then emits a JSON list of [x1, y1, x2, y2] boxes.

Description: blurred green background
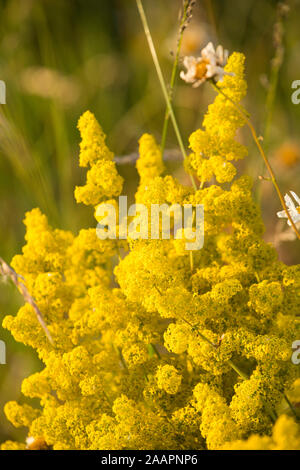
[[0, 0, 300, 442]]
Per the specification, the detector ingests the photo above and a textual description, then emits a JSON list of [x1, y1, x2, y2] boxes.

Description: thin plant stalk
[[263, 51, 282, 154], [283, 393, 299, 420], [256, 2, 289, 203], [136, 0, 197, 191], [264, 2, 289, 152], [0, 257, 53, 345], [160, 0, 190, 156], [211, 81, 300, 241], [150, 343, 161, 359]]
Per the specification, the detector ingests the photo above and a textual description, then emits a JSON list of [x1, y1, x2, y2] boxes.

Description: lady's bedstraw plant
[[1, 3, 300, 451]]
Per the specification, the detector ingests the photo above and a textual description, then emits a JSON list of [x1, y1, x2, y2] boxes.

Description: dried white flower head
[[277, 191, 300, 226], [180, 42, 233, 87]]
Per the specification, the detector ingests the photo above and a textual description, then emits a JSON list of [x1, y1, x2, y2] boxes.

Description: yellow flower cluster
[[74, 110, 123, 206], [156, 365, 182, 395], [187, 53, 248, 184], [1, 52, 300, 451]]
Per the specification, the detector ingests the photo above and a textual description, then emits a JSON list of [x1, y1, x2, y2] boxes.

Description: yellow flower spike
[[75, 111, 123, 206], [137, 133, 165, 183], [77, 110, 114, 167]]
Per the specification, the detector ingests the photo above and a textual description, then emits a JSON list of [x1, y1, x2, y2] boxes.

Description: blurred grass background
[[0, 0, 300, 442]]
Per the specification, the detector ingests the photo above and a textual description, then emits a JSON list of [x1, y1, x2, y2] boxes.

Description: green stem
[[117, 347, 129, 373], [256, 3, 288, 202], [227, 359, 249, 381], [150, 342, 161, 359], [160, 1, 189, 156], [264, 2, 288, 152], [283, 393, 299, 421], [263, 57, 281, 154], [136, 0, 197, 191]]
